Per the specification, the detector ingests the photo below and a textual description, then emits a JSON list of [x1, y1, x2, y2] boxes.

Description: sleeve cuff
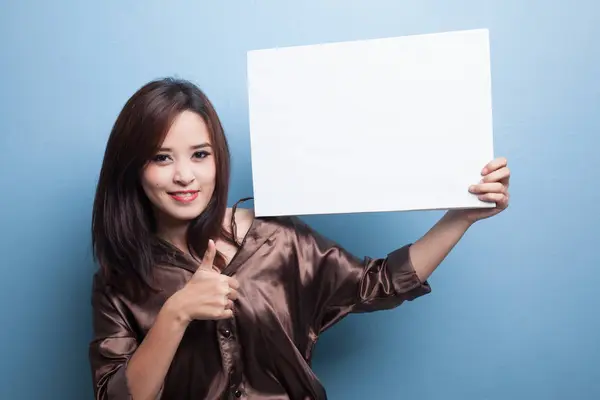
[[386, 244, 432, 299]]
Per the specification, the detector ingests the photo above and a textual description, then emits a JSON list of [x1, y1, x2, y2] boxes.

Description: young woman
[[89, 78, 510, 400]]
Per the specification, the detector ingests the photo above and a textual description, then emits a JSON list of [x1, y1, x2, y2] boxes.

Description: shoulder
[[226, 203, 326, 243], [225, 206, 256, 239], [254, 214, 331, 245], [91, 269, 109, 293], [266, 214, 311, 232], [229, 206, 255, 223], [90, 268, 140, 309], [90, 270, 118, 309], [226, 205, 302, 232]]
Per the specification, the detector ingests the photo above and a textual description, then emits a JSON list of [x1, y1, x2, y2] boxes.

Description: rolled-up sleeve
[[291, 218, 431, 334], [89, 275, 137, 400]]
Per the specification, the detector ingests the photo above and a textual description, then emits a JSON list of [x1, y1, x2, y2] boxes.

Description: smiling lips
[[168, 190, 199, 203]]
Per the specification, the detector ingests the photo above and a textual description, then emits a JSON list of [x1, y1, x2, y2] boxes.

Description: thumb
[[192, 239, 217, 278]]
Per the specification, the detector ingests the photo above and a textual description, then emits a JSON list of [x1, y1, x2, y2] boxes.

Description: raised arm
[[290, 217, 429, 335], [407, 211, 472, 282], [411, 156, 511, 281], [299, 157, 510, 335]]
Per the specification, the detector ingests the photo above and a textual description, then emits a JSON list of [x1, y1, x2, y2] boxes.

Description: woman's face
[[141, 110, 217, 228]]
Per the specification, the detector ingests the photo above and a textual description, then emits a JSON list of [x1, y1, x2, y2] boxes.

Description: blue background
[[1, 1, 598, 399]]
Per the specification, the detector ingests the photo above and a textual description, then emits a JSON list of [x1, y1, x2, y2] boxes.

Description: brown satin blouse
[[89, 213, 432, 400]]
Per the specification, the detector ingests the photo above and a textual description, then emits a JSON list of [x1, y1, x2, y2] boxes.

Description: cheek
[[142, 166, 169, 194], [196, 161, 217, 185]]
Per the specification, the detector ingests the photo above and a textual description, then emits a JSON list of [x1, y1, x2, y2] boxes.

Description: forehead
[[161, 110, 211, 146]]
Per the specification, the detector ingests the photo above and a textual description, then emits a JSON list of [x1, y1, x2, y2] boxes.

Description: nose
[[173, 161, 195, 186]]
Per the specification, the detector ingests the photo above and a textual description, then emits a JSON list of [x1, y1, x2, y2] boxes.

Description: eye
[[193, 150, 211, 159], [151, 154, 171, 163]]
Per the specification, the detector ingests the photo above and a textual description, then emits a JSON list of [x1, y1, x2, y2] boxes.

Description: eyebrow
[[158, 143, 212, 152]]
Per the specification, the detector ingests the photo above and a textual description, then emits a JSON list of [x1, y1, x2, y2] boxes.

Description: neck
[[156, 216, 190, 255]]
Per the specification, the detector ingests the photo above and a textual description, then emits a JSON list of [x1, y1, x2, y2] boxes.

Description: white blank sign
[[246, 28, 495, 217]]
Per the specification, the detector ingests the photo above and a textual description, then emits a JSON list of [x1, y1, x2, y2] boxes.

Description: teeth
[[173, 192, 195, 197]]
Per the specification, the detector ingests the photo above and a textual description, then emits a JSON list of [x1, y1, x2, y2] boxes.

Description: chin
[[155, 203, 205, 224], [168, 208, 206, 222], [173, 213, 202, 222]]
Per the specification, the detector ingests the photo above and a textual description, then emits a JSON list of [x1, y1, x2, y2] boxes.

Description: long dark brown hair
[[92, 77, 235, 297]]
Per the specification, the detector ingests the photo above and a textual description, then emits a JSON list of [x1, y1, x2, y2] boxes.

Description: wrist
[[443, 209, 475, 230], [162, 293, 191, 329]]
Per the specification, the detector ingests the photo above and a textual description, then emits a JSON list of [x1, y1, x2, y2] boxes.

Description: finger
[[213, 297, 234, 319], [481, 166, 510, 184], [227, 277, 240, 290], [477, 192, 507, 206], [220, 281, 231, 295], [214, 292, 228, 309], [499, 192, 510, 208], [218, 275, 240, 290], [481, 157, 507, 175], [469, 182, 505, 194], [227, 288, 239, 301], [198, 239, 217, 271], [218, 309, 234, 319]]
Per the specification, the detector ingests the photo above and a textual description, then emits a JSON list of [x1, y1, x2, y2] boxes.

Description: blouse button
[[223, 329, 232, 338]]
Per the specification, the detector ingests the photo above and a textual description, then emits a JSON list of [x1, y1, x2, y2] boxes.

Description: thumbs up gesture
[[170, 239, 240, 323]]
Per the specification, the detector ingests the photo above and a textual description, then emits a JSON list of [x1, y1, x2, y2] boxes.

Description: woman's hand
[[167, 239, 240, 325], [447, 157, 511, 224]]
